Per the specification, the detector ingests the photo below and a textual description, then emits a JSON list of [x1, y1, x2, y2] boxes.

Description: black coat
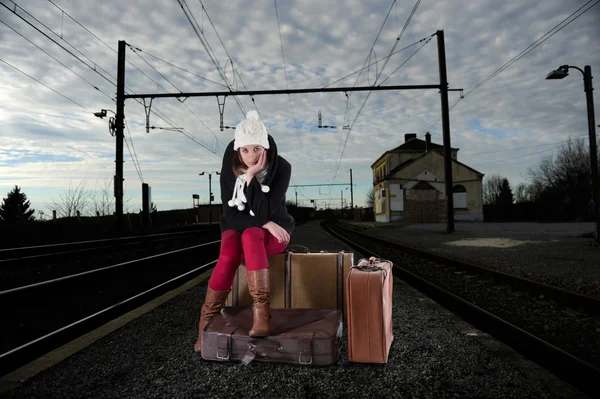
[[219, 135, 295, 235]]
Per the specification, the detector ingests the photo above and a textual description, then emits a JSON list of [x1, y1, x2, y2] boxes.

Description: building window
[[453, 185, 467, 209]]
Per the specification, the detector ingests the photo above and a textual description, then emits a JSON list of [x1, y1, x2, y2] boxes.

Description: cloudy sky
[[1, 0, 599, 217]]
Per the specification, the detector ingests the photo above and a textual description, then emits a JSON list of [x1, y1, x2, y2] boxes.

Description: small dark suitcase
[[202, 307, 342, 366]]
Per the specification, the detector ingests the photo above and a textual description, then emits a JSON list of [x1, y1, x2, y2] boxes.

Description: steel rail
[[0, 240, 220, 295], [0, 228, 213, 254], [0, 259, 216, 361], [337, 222, 600, 314], [322, 220, 599, 398], [0, 233, 211, 263]]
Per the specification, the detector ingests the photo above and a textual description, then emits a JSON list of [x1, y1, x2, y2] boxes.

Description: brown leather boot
[[194, 286, 230, 352], [247, 268, 271, 337]]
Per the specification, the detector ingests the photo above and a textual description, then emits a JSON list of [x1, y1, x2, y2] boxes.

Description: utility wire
[[124, 44, 227, 151], [177, 0, 247, 117], [124, 117, 145, 183], [8, 1, 220, 160], [321, 36, 434, 89], [0, 19, 115, 102], [46, 0, 205, 101], [128, 46, 180, 94], [330, 0, 399, 192], [378, 36, 432, 86], [460, 135, 588, 156], [464, 0, 598, 98], [331, 0, 423, 188], [0, 58, 92, 113], [198, 0, 263, 118], [375, 0, 421, 83], [2, 1, 116, 87], [123, 45, 228, 88], [426, 0, 599, 131]]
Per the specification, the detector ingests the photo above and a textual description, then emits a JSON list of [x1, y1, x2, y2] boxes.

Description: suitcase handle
[[285, 245, 310, 253], [241, 340, 285, 365]]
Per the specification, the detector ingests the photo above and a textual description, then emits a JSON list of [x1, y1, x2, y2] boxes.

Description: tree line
[[483, 136, 598, 221], [0, 179, 144, 224]]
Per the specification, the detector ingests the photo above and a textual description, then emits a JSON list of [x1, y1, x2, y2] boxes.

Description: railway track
[[322, 219, 600, 398], [0, 228, 218, 290], [0, 233, 221, 376]]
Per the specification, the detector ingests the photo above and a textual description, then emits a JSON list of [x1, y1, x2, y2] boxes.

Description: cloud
[[0, 0, 599, 215]]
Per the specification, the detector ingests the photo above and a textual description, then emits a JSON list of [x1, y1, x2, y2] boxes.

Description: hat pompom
[[250, 210, 255, 216], [235, 198, 243, 206], [261, 185, 270, 193], [228, 199, 235, 207], [237, 204, 245, 211], [246, 110, 259, 120]]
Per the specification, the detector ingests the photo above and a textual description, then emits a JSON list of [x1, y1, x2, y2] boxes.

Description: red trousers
[[208, 227, 288, 291]]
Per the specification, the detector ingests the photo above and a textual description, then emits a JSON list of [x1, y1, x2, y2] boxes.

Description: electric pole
[[437, 30, 455, 233], [350, 168, 354, 220], [115, 40, 126, 231]]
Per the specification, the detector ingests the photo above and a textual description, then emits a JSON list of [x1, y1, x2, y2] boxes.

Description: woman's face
[[238, 145, 265, 167]]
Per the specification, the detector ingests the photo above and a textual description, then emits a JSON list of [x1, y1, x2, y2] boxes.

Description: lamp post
[[199, 171, 220, 224], [546, 65, 599, 241]]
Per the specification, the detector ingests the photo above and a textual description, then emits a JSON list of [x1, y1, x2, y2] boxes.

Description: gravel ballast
[[0, 221, 587, 398]]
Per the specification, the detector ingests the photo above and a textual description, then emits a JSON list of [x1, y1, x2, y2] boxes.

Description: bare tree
[[526, 136, 594, 219], [51, 180, 91, 217], [482, 174, 504, 205], [91, 178, 115, 216], [366, 187, 375, 208], [513, 183, 534, 203]]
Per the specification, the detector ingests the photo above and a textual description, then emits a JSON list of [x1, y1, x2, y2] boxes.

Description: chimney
[[404, 133, 417, 142], [425, 132, 431, 152]]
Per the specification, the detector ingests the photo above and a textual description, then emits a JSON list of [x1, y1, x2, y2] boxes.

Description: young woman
[[194, 110, 295, 352]]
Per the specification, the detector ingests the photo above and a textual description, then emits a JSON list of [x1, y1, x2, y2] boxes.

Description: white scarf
[[228, 167, 270, 216]]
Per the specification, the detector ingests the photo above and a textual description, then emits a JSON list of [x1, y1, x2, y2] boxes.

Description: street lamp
[[199, 171, 220, 224], [546, 65, 599, 241]]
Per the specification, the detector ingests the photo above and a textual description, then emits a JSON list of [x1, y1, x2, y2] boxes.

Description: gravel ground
[[0, 221, 587, 398], [346, 221, 600, 300]]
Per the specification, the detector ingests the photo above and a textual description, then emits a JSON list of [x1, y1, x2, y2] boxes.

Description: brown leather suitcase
[[225, 249, 354, 319], [346, 257, 394, 363], [201, 307, 342, 366]]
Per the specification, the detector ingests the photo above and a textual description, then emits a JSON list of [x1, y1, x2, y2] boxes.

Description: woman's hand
[[262, 221, 290, 244], [246, 150, 267, 181]]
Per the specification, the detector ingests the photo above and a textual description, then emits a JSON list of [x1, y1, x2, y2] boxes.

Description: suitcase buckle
[[299, 353, 313, 365], [216, 334, 230, 360]]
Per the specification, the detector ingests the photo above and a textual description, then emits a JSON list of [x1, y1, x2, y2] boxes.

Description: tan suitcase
[[225, 250, 354, 318], [346, 257, 394, 363]]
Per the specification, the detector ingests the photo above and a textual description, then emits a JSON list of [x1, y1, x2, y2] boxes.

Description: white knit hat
[[233, 110, 270, 151]]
